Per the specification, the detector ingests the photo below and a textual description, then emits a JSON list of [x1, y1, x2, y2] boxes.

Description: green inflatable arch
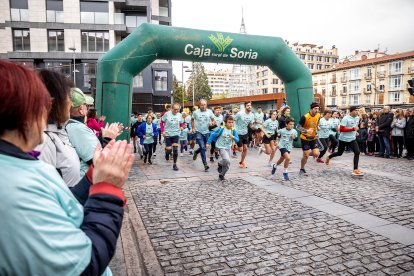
[[96, 23, 313, 142]]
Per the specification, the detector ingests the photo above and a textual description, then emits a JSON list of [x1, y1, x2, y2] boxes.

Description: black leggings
[[318, 138, 329, 158], [153, 140, 157, 153], [328, 140, 360, 170], [392, 136, 404, 157], [329, 134, 338, 151], [158, 130, 162, 143], [210, 141, 216, 155], [143, 143, 153, 160]]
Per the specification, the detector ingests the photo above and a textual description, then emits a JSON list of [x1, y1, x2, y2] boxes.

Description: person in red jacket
[[86, 109, 105, 137]]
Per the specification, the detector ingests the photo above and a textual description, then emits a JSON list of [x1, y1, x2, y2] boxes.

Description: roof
[[313, 50, 414, 74]]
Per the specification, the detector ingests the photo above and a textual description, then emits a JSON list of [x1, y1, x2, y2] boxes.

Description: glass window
[[389, 75, 402, 90], [10, 8, 29, 21], [342, 96, 346, 105], [367, 67, 372, 77], [366, 95, 371, 104], [273, 88, 278, 93], [262, 79, 268, 85], [48, 30, 64, 52], [316, 64, 322, 70], [349, 68, 360, 80], [389, 92, 401, 103], [272, 78, 278, 84], [154, 70, 168, 91], [81, 31, 109, 52], [83, 63, 96, 87], [159, 0, 169, 17], [366, 83, 371, 91], [262, 88, 268, 94], [46, 0, 63, 22], [13, 29, 30, 51], [330, 97, 336, 106], [133, 73, 143, 88], [80, 1, 108, 24], [389, 61, 402, 74], [300, 54, 306, 60], [348, 80, 360, 93], [45, 61, 71, 76], [349, 94, 359, 105], [308, 63, 314, 69]]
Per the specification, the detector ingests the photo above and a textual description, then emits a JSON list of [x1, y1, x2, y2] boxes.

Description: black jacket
[[377, 112, 394, 135], [405, 115, 414, 139], [356, 128, 368, 142]]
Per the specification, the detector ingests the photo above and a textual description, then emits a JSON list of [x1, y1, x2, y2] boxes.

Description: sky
[[171, 0, 414, 82]]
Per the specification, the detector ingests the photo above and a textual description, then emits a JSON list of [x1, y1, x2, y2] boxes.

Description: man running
[[297, 102, 321, 176], [161, 103, 183, 171], [326, 106, 364, 176], [187, 107, 196, 155], [209, 106, 224, 162], [254, 106, 265, 147], [234, 102, 257, 168], [192, 99, 216, 171]]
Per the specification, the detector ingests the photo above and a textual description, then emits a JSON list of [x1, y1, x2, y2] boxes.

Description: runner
[[271, 117, 298, 180], [326, 106, 364, 176], [161, 103, 183, 171], [153, 113, 161, 156], [316, 109, 333, 163], [179, 122, 189, 157], [192, 99, 215, 171], [253, 106, 265, 147], [207, 115, 239, 181], [231, 107, 240, 158], [258, 110, 279, 166], [297, 102, 321, 176], [209, 106, 224, 162], [328, 110, 340, 153], [131, 113, 144, 158], [137, 114, 158, 164], [234, 102, 257, 168]]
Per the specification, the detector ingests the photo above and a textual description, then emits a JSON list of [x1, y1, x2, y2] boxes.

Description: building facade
[[0, 0, 172, 112], [205, 69, 230, 98], [256, 42, 339, 95], [313, 51, 414, 110]]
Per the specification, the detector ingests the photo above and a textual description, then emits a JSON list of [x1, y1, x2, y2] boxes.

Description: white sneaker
[[180, 153, 184, 157]]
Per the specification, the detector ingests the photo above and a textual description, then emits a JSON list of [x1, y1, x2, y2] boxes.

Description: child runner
[[316, 109, 333, 163], [137, 114, 158, 164], [326, 106, 364, 176], [254, 106, 265, 147], [209, 106, 224, 162], [272, 117, 298, 180], [231, 107, 240, 158], [179, 122, 189, 157], [152, 113, 161, 157], [161, 103, 183, 171], [328, 111, 340, 153], [258, 110, 279, 166], [207, 115, 239, 181]]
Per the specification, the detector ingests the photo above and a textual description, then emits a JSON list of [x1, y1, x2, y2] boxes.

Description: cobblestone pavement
[[119, 145, 414, 275]]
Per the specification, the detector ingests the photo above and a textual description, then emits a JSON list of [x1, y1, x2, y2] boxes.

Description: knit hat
[[71, 87, 94, 107], [310, 102, 319, 109]]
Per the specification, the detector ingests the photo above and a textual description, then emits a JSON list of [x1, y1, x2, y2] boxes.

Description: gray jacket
[[391, 117, 406, 137]]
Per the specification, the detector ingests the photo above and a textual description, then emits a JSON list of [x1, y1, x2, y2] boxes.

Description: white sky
[[171, 0, 414, 82]]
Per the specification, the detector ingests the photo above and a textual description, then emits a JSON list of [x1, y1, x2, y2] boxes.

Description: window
[[10, 0, 28, 21], [379, 80, 385, 91], [45, 61, 71, 76], [262, 88, 268, 94], [12, 29, 30, 51], [330, 97, 336, 106], [47, 30, 64, 52], [342, 96, 346, 106], [366, 95, 371, 104], [349, 68, 360, 80], [389, 92, 401, 103], [46, 0, 63, 22], [262, 70, 268, 77], [159, 0, 169, 17], [349, 80, 360, 93], [316, 64, 322, 70], [273, 88, 278, 93], [367, 67, 372, 77], [81, 31, 109, 52], [300, 54, 306, 60], [133, 73, 143, 88], [324, 57, 330, 62], [125, 14, 147, 28], [366, 83, 372, 91], [332, 58, 338, 63], [389, 61, 402, 75], [272, 78, 278, 84], [389, 75, 402, 90], [307, 63, 314, 69], [80, 1, 108, 24], [349, 94, 359, 105], [262, 79, 268, 86], [154, 70, 167, 91], [83, 63, 96, 87], [316, 56, 322, 62], [307, 55, 314, 61]]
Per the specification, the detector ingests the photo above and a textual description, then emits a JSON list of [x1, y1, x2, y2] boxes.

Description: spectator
[[87, 109, 105, 137], [367, 120, 376, 156], [404, 108, 414, 160], [376, 106, 393, 158], [357, 121, 368, 155], [0, 60, 134, 275], [391, 109, 406, 158]]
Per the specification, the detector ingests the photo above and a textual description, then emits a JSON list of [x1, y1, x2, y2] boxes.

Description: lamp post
[[69, 47, 76, 85]]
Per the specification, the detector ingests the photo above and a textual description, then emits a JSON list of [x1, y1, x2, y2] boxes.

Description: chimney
[[355, 50, 359, 55]]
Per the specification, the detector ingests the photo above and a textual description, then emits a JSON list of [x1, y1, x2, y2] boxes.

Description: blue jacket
[[207, 126, 239, 144], [137, 122, 158, 144]]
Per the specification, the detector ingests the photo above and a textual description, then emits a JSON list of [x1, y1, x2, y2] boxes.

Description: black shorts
[[263, 134, 276, 144], [130, 129, 137, 138], [254, 128, 262, 134], [280, 148, 291, 155], [165, 136, 179, 147], [301, 139, 317, 151], [237, 134, 249, 147]]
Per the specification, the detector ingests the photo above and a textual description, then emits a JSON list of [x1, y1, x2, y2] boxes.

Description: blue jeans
[[196, 132, 210, 164], [378, 132, 390, 157]]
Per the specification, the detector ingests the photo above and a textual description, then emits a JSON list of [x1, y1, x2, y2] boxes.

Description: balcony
[[364, 73, 372, 80], [330, 91, 337, 97], [377, 71, 386, 78], [10, 8, 29, 21], [341, 90, 347, 96], [320, 80, 326, 85], [340, 76, 347, 83], [363, 88, 372, 94], [330, 78, 337, 83]]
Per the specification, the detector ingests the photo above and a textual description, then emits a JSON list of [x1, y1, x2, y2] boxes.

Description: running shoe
[[325, 157, 330, 166], [180, 153, 184, 157], [217, 163, 223, 174], [148, 159, 152, 165], [299, 169, 309, 176], [153, 153, 157, 157], [258, 145, 263, 156], [173, 164, 179, 171], [193, 151, 198, 161], [271, 163, 277, 175], [210, 156, 214, 162], [204, 164, 210, 171], [352, 169, 364, 176], [316, 158, 324, 163], [283, 172, 289, 181], [219, 175, 225, 181]]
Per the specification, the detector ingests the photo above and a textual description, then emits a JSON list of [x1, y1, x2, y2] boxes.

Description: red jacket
[[87, 118, 104, 137]]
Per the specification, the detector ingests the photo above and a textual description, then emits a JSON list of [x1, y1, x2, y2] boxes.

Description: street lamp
[[69, 47, 76, 85]]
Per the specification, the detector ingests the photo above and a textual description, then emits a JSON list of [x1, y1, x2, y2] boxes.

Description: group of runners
[[130, 100, 364, 181]]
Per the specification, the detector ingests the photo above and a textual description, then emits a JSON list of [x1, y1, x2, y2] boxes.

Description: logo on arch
[[209, 33, 233, 53]]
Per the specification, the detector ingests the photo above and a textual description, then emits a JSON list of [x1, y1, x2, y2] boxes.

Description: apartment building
[[256, 42, 339, 95], [312, 50, 414, 109], [205, 69, 230, 97], [0, 0, 172, 112]]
